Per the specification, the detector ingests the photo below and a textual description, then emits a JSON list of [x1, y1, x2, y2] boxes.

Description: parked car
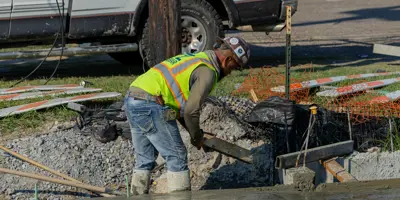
[[0, 0, 298, 66]]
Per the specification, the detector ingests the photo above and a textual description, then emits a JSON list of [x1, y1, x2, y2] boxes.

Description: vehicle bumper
[[279, 0, 298, 21]]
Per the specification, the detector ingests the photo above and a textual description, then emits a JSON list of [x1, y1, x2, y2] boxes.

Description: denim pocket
[[131, 109, 157, 135]]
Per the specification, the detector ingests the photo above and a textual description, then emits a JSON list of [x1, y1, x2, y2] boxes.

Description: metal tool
[[202, 132, 253, 164], [275, 140, 354, 169]]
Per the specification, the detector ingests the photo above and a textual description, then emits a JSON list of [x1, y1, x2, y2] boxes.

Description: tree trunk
[[148, 0, 182, 67]]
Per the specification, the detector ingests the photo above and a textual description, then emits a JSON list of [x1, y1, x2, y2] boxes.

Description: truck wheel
[[140, 0, 225, 67]]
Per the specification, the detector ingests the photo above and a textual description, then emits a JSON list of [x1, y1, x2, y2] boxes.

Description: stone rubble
[[0, 97, 276, 199]]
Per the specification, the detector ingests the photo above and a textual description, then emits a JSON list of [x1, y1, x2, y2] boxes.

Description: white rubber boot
[[167, 170, 191, 193], [130, 169, 151, 195]]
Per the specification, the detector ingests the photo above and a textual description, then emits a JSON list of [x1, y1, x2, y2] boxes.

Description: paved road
[[228, 0, 400, 65], [1, 0, 399, 79], [232, 0, 400, 41]]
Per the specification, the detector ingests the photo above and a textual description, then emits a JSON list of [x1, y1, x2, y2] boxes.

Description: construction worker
[[124, 36, 251, 195]]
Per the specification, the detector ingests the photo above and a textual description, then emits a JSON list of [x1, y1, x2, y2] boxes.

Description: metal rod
[[126, 175, 130, 198], [389, 118, 394, 152], [0, 168, 125, 196], [285, 5, 292, 99], [346, 108, 353, 140], [35, 183, 38, 200], [275, 140, 354, 169]]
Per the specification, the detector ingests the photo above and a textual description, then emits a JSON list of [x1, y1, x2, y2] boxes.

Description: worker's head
[[213, 36, 251, 77]]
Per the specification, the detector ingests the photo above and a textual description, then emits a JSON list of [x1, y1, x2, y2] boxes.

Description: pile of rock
[[0, 96, 275, 199], [150, 97, 276, 193]]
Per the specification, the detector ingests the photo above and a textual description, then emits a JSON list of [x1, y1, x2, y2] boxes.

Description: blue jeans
[[124, 96, 189, 172]]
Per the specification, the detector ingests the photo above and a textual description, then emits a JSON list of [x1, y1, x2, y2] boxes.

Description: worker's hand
[[190, 129, 205, 150]]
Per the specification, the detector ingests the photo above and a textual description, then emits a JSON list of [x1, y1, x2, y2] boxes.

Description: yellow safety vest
[[130, 52, 219, 117]]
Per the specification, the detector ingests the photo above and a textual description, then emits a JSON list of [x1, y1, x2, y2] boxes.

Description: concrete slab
[[340, 151, 400, 181], [279, 150, 400, 185]]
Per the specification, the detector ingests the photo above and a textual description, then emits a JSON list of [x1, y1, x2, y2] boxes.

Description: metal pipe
[[275, 140, 354, 169], [285, 6, 292, 99], [0, 43, 138, 60], [0, 168, 125, 196]]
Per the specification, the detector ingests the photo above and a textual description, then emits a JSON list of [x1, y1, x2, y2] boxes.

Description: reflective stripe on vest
[[154, 57, 214, 115]]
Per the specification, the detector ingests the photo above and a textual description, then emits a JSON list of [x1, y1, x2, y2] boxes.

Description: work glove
[[191, 129, 205, 150]]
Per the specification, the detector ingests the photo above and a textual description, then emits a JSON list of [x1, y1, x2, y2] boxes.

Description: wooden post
[[249, 89, 259, 103], [148, 0, 182, 67]]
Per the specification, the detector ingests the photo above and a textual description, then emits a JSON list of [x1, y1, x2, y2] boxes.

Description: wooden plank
[[322, 158, 358, 183], [0, 84, 82, 95], [316, 77, 400, 97], [249, 89, 259, 103], [148, 0, 181, 66], [271, 72, 400, 93], [0, 88, 102, 101], [368, 90, 400, 104], [0, 92, 121, 118], [373, 44, 400, 57]]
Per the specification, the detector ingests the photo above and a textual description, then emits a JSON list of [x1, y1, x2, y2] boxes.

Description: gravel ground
[[0, 96, 275, 199], [0, 129, 134, 200]]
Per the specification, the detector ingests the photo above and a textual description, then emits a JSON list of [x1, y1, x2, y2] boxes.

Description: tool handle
[[0, 168, 124, 196], [0, 145, 114, 197]]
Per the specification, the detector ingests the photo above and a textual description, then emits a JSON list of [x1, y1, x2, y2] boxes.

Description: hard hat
[[216, 36, 251, 68]]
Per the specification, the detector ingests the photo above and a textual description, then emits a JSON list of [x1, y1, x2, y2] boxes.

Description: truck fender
[[220, 0, 241, 28], [128, 0, 241, 36]]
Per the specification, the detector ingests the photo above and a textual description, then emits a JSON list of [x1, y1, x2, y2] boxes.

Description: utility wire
[[10, 0, 65, 87], [44, 0, 65, 85]]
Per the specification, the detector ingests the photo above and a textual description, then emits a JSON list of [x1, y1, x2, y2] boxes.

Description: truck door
[[0, 0, 11, 39], [68, 0, 139, 38], [234, 0, 281, 25], [10, 0, 69, 39]]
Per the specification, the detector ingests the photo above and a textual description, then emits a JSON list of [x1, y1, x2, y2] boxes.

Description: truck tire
[[140, 0, 225, 67]]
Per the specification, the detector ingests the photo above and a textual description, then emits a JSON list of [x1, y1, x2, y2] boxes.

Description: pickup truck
[[0, 0, 298, 66]]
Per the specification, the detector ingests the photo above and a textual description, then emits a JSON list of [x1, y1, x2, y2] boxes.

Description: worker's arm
[[182, 66, 216, 149]]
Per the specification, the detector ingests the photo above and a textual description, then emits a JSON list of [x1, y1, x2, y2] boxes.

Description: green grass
[[0, 76, 136, 137], [1, 58, 400, 139], [378, 119, 400, 152]]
